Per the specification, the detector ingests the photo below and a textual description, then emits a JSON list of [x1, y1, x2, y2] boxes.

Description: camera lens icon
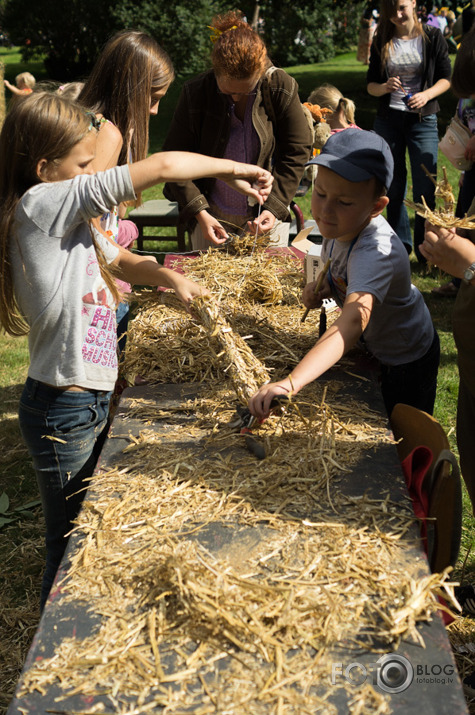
[[376, 654, 413, 694]]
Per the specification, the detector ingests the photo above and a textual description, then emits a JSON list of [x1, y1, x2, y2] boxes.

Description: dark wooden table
[[7, 363, 469, 715]]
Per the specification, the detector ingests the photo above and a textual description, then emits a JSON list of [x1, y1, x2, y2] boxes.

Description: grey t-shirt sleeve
[[21, 165, 135, 237]]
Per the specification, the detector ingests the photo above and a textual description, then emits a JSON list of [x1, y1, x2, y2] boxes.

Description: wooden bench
[[128, 200, 190, 252]]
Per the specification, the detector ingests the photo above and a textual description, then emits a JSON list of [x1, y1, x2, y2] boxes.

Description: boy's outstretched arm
[[248, 291, 374, 419]]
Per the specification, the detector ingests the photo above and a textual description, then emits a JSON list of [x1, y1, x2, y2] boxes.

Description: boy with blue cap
[[248, 128, 439, 420]]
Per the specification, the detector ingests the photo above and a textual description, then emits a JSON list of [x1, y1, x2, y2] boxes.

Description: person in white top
[[366, 0, 451, 261]]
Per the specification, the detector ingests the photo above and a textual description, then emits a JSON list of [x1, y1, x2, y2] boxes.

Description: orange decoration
[[302, 102, 333, 124]]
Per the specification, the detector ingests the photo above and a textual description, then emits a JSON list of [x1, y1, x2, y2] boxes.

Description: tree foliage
[[1, 0, 117, 79], [1, 0, 367, 81], [111, 0, 228, 76]]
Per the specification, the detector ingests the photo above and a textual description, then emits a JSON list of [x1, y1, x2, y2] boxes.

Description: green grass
[[1, 47, 475, 712]]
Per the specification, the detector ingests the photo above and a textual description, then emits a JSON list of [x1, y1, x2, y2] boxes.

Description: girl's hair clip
[[208, 25, 237, 43], [85, 111, 102, 131]]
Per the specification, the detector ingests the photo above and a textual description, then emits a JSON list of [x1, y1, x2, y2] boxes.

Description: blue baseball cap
[[307, 129, 394, 189]]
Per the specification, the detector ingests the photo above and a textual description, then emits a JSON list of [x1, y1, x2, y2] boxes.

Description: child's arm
[[112, 246, 207, 308], [4, 79, 23, 96], [128, 152, 273, 205], [93, 119, 123, 173], [248, 291, 374, 419]]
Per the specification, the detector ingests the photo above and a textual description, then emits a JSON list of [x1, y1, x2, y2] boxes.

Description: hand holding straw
[[301, 257, 331, 324]]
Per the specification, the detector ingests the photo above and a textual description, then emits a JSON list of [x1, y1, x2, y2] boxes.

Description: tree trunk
[[250, 3, 260, 32]]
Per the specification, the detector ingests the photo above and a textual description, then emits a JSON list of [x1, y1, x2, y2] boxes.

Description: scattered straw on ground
[[13, 247, 461, 713], [16, 380, 458, 713]]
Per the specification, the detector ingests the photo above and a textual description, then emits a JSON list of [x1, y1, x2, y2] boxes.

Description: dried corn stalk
[[405, 165, 475, 229], [191, 293, 270, 402]]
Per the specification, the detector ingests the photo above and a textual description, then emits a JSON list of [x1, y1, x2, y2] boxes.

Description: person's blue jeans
[[116, 301, 130, 356], [19, 378, 112, 609], [374, 110, 439, 262]]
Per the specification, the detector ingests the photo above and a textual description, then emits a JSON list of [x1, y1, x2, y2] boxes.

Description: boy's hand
[[248, 380, 292, 420], [302, 276, 331, 309]]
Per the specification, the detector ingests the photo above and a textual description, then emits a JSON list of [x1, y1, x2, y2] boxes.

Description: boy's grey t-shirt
[[10, 165, 136, 391], [321, 214, 433, 366]]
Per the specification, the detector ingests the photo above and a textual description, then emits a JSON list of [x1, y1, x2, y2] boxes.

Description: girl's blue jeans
[[374, 110, 439, 262], [19, 378, 112, 610]]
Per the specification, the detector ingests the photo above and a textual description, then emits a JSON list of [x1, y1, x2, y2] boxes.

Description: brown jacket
[[163, 67, 313, 225]]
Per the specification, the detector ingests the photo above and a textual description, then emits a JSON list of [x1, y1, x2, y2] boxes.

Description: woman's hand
[[248, 379, 293, 420], [385, 76, 403, 93], [406, 90, 431, 110], [221, 164, 274, 205], [302, 276, 331, 310], [196, 210, 228, 246], [420, 221, 475, 277], [247, 210, 276, 234]]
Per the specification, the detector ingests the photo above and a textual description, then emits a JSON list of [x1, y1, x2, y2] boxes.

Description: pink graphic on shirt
[[82, 305, 118, 370], [83, 288, 108, 306], [81, 252, 117, 370]]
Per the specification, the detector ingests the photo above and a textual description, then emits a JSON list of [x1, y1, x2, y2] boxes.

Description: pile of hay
[[15, 248, 459, 713], [122, 249, 321, 391], [17, 382, 457, 713]]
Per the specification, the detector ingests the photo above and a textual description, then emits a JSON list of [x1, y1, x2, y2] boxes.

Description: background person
[[307, 84, 360, 133], [367, 0, 451, 260], [163, 10, 312, 250], [433, 26, 475, 296], [4, 71, 35, 97], [77, 30, 175, 353]]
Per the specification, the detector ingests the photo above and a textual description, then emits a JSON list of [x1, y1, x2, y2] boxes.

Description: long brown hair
[[375, 0, 423, 66], [210, 10, 269, 80], [0, 92, 120, 336], [78, 30, 174, 166]]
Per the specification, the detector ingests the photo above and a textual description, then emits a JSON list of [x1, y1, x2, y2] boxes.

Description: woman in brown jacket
[[163, 10, 312, 250]]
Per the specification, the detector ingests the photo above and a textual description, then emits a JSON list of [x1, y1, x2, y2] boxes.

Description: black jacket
[[366, 24, 452, 117]]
